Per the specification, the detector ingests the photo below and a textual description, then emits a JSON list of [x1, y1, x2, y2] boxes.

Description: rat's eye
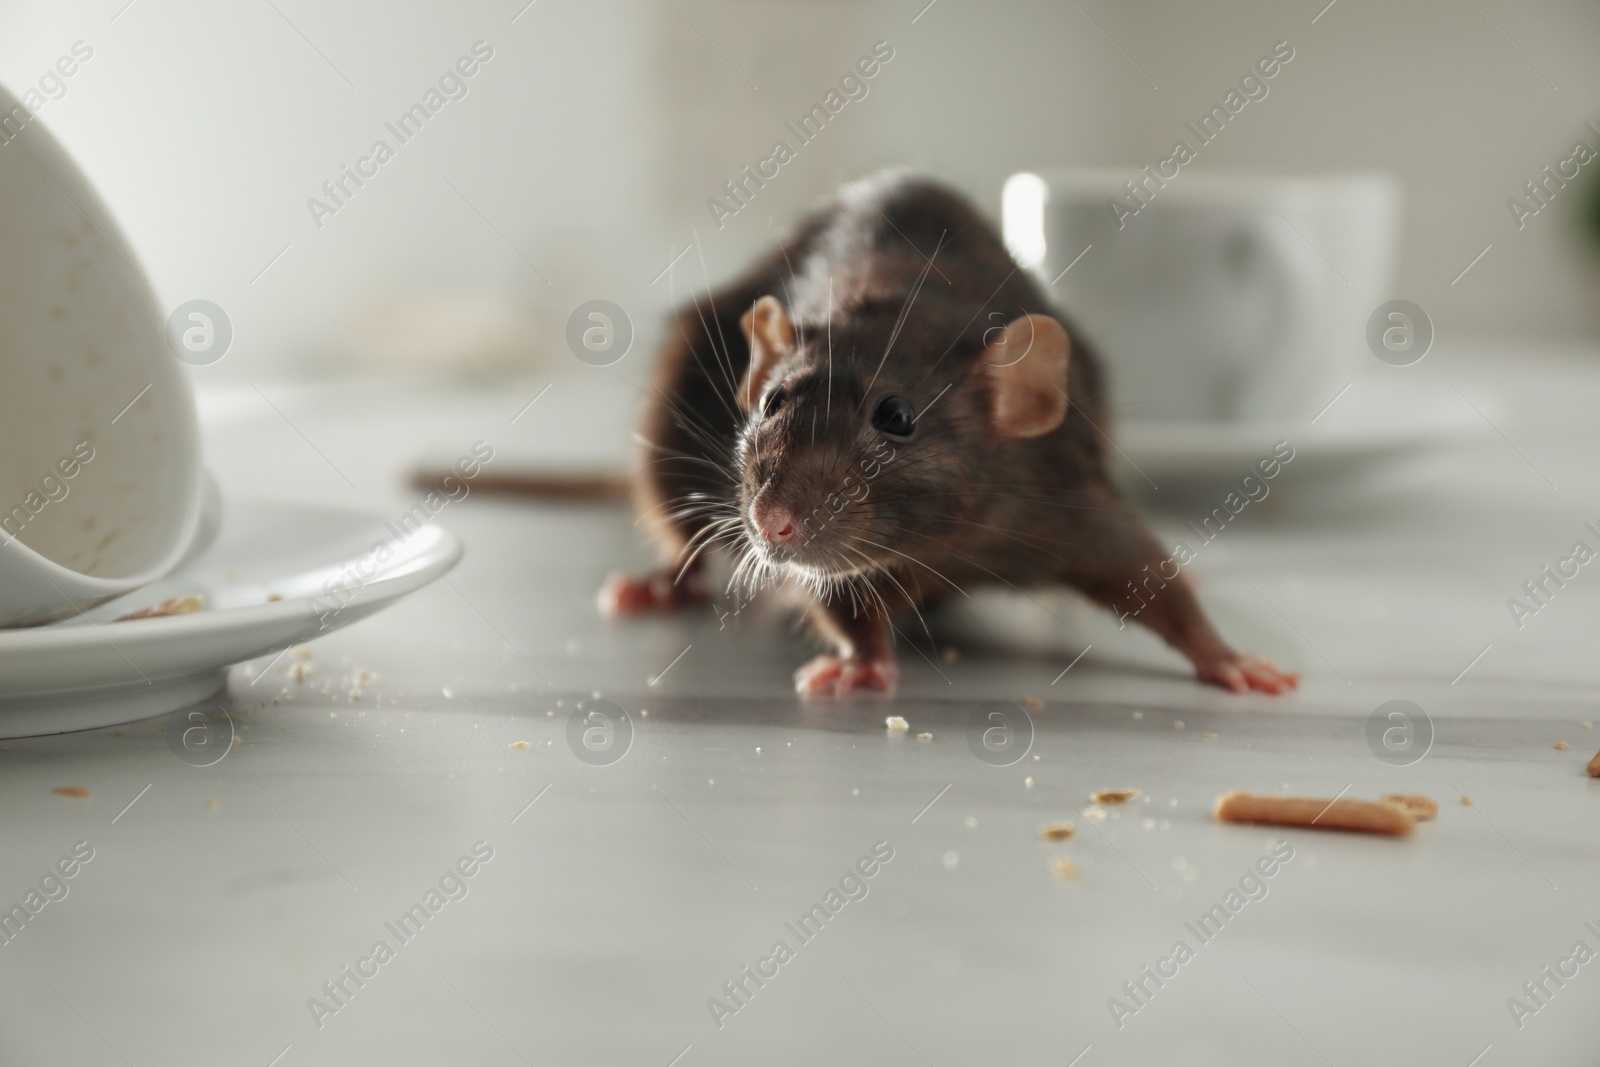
[[762, 387, 787, 419], [872, 396, 916, 437]]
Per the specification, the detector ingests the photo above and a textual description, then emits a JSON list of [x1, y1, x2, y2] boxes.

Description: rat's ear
[[738, 295, 795, 413], [978, 313, 1070, 438]]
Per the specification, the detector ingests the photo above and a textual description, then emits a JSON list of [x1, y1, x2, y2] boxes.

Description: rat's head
[[731, 294, 1070, 594]]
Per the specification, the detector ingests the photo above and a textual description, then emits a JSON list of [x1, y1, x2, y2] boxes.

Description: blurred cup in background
[[1003, 169, 1400, 424]]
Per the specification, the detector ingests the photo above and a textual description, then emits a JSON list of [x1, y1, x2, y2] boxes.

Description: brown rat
[[602, 173, 1299, 697]]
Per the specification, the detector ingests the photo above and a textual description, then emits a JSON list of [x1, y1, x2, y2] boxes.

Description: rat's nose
[[754, 502, 798, 543]]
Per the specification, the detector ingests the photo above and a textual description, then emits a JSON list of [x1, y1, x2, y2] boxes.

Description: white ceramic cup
[[0, 81, 205, 627], [1002, 169, 1399, 423]]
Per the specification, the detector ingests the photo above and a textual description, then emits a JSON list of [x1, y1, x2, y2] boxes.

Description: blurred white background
[[2, 0, 1597, 388]]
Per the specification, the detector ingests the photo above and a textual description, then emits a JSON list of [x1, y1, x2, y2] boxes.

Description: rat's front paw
[[1194, 649, 1299, 695], [794, 654, 899, 697], [597, 570, 707, 618]]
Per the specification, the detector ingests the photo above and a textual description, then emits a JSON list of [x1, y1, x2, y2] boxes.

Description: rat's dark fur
[[615, 173, 1296, 696]]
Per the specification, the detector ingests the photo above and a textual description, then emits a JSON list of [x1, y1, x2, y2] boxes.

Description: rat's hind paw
[[1193, 649, 1299, 695], [597, 569, 707, 618], [794, 654, 899, 698]]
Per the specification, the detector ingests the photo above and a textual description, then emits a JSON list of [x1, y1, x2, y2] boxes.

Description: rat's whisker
[[845, 534, 969, 599], [838, 541, 932, 641]]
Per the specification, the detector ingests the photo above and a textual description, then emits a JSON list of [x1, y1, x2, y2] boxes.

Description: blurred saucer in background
[[1113, 376, 1493, 495]]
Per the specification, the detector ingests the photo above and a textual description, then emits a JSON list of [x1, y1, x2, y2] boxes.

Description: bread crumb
[[916, 732, 933, 741], [115, 594, 204, 621], [1024, 776, 1035, 788], [1048, 856, 1080, 880], [266, 593, 283, 602], [293, 647, 314, 659], [1588, 748, 1600, 778], [508, 740, 530, 749], [206, 796, 219, 810], [290, 662, 314, 681], [1459, 793, 1474, 806], [1554, 741, 1569, 750], [1202, 732, 1218, 740], [1583, 721, 1594, 729], [1023, 696, 1044, 709], [1092, 788, 1141, 804], [52, 786, 90, 798], [1084, 804, 1107, 820], [885, 716, 909, 733], [1173, 720, 1185, 730], [1039, 821, 1076, 841]]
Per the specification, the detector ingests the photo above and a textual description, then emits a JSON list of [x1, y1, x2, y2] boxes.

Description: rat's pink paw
[[794, 654, 899, 697], [597, 570, 706, 618], [1194, 650, 1299, 695]]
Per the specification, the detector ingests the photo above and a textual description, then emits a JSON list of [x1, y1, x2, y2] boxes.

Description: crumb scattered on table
[[1555, 741, 1569, 750], [1084, 804, 1107, 820], [1024, 776, 1035, 788], [1202, 732, 1218, 740], [53, 786, 90, 798], [1040, 821, 1076, 841], [1023, 696, 1044, 709], [1092, 788, 1141, 805], [1460, 793, 1474, 806], [1173, 720, 1185, 730], [1048, 856, 1080, 880], [885, 716, 909, 733], [915, 732, 932, 741], [508, 740, 529, 749]]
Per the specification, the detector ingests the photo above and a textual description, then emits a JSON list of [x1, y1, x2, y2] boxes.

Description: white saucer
[[1115, 378, 1492, 487], [0, 499, 462, 737]]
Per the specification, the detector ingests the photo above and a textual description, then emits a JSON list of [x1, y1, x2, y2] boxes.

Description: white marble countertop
[[2, 343, 1598, 1066]]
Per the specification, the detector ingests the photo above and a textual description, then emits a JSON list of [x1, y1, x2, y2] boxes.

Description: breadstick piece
[[1380, 794, 1438, 821], [1213, 791, 1414, 836]]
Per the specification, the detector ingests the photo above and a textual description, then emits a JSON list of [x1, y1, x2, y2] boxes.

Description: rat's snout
[[752, 500, 799, 544]]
